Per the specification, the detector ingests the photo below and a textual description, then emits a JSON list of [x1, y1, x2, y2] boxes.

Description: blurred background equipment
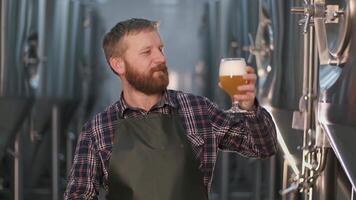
[[0, 0, 96, 199], [1, 0, 356, 199]]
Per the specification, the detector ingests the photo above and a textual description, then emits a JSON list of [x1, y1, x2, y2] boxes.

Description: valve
[[291, 0, 347, 65]]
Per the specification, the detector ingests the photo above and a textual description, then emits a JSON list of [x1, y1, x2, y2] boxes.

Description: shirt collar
[[116, 89, 178, 118]]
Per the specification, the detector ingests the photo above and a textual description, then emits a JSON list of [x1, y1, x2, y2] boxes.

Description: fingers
[[239, 66, 257, 93], [238, 84, 255, 91], [219, 65, 257, 93], [243, 73, 257, 81], [233, 92, 256, 101], [245, 66, 255, 74], [218, 65, 257, 110], [243, 66, 257, 84], [235, 66, 256, 107]]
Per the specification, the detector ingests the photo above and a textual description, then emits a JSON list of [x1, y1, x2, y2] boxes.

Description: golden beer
[[219, 58, 247, 98], [219, 75, 246, 96]]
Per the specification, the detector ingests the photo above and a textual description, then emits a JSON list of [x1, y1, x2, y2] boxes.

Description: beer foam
[[219, 59, 246, 76]]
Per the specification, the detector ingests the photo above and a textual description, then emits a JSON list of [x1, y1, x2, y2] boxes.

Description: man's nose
[[153, 49, 166, 64]]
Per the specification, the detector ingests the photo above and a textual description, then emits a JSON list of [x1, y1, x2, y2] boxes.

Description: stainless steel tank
[[317, 0, 356, 193], [251, 1, 308, 199], [241, 3, 306, 199], [0, 0, 96, 199], [189, 0, 356, 199], [21, 1, 97, 199], [265, 0, 356, 198], [0, 0, 28, 96], [218, 0, 356, 198], [0, 0, 86, 101], [0, 0, 33, 162], [205, 1, 277, 199], [258, 0, 356, 198], [257, 0, 305, 166]]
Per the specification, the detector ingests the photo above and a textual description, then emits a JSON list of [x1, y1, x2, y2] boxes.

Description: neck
[[122, 85, 163, 112]]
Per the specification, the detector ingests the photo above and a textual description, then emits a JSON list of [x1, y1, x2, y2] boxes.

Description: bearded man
[[64, 18, 277, 200]]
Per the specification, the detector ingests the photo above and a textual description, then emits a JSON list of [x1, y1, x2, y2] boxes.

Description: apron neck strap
[[116, 106, 179, 120]]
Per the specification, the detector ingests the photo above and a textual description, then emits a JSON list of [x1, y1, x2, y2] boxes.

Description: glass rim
[[220, 57, 246, 61]]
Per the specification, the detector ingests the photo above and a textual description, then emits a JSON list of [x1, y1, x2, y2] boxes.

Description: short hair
[[102, 18, 158, 75]]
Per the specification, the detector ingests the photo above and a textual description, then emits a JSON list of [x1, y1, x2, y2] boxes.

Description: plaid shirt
[[64, 90, 277, 199]]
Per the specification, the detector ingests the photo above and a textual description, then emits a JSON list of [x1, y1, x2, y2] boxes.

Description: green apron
[[107, 109, 208, 200]]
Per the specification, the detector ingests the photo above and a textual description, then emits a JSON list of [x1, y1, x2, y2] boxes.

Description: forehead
[[123, 30, 163, 52]]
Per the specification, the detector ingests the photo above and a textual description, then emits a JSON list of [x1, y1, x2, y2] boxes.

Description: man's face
[[121, 30, 169, 95]]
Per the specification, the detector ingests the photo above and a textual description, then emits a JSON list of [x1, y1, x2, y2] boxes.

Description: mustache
[[150, 64, 168, 73]]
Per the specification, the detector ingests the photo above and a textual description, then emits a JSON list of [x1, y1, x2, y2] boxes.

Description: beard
[[125, 61, 169, 95]]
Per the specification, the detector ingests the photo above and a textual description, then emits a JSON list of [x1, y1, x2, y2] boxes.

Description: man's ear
[[109, 57, 125, 75]]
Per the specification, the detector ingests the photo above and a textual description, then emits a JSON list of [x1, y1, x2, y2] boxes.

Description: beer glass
[[219, 58, 247, 113]]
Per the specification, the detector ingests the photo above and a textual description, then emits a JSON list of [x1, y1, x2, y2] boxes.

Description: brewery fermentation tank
[[205, 0, 356, 199], [0, 0, 96, 199], [317, 0, 356, 195], [258, 0, 356, 198]]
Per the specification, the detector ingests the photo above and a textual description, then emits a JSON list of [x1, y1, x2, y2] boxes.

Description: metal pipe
[[57, 0, 70, 98], [67, 0, 80, 98], [291, 7, 306, 14], [300, 0, 318, 198], [307, 19, 315, 148], [15, 0, 28, 96], [282, 159, 289, 200], [315, 148, 328, 173], [314, 18, 330, 65], [37, 0, 46, 96], [302, 21, 310, 143], [14, 131, 23, 200], [305, 15, 317, 200], [52, 105, 59, 200], [301, 13, 311, 191], [314, 149, 335, 200], [0, 0, 6, 96]]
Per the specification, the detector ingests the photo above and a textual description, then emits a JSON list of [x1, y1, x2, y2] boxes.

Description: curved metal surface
[[0, 0, 33, 162], [319, 121, 356, 190], [206, 2, 278, 199], [318, 0, 356, 191], [39, 0, 83, 100], [0, 0, 5, 95], [256, 0, 305, 173], [0, 98, 32, 161], [314, 0, 351, 65], [1, 1, 96, 199], [325, 0, 350, 59], [314, 150, 352, 200], [254, 5, 273, 88], [0, 0, 29, 96], [260, 0, 305, 110], [256, 0, 356, 197], [0, 0, 86, 100], [205, 0, 259, 104]]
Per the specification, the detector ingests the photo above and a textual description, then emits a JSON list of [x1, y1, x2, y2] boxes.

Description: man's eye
[[142, 50, 150, 55]]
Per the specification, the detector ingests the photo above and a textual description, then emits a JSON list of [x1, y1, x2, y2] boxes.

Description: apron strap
[[116, 105, 180, 120]]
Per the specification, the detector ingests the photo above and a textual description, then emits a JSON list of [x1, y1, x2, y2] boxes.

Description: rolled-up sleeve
[[207, 98, 277, 158], [64, 125, 101, 200]]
